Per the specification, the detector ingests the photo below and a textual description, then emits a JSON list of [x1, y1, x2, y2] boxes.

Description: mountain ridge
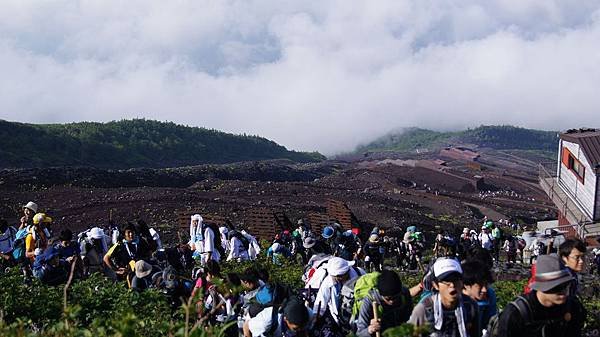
[[355, 125, 560, 154], [0, 119, 324, 169]]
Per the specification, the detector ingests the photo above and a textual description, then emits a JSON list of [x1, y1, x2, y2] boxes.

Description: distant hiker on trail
[[363, 234, 383, 272], [266, 242, 290, 265], [478, 225, 494, 253]]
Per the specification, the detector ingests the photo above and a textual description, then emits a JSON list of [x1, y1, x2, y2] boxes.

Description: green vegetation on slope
[[356, 125, 558, 154], [0, 119, 325, 169]]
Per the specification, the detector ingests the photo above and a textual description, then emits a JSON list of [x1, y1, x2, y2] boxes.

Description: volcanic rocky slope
[[0, 147, 556, 245]]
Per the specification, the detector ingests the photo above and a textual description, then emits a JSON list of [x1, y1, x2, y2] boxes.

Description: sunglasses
[[546, 282, 570, 294]]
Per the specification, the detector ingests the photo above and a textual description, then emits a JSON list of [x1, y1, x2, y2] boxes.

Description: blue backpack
[[11, 228, 30, 262]]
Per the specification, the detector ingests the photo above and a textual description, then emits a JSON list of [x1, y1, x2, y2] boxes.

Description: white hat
[[23, 201, 38, 213], [463, 227, 469, 234], [327, 257, 355, 276], [191, 214, 203, 222], [272, 242, 281, 252], [135, 260, 153, 278], [219, 226, 229, 235], [433, 258, 462, 281], [88, 227, 105, 239]]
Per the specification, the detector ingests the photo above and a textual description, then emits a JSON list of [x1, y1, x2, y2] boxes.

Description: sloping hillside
[[356, 125, 558, 153], [0, 119, 324, 168]]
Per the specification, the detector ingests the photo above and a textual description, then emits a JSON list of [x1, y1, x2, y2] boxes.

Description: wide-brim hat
[[135, 260, 153, 278], [303, 237, 316, 249], [530, 254, 574, 292], [23, 201, 38, 213]]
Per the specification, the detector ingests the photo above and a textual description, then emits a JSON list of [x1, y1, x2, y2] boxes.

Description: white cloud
[[1, 0, 600, 154]]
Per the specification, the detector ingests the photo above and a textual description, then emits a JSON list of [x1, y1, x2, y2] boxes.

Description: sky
[[1, 1, 600, 154]]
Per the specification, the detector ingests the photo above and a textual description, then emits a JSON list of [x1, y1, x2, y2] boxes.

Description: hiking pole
[[372, 302, 381, 337]]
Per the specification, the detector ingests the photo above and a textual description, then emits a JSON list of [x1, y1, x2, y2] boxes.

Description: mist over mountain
[[354, 125, 560, 154]]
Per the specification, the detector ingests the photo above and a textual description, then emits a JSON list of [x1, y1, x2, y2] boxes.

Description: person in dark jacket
[[356, 270, 413, 337], [495, 254, 585, 337]]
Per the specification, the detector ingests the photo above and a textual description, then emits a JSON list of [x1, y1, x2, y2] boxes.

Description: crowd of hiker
[[0, 200, 596, 337]]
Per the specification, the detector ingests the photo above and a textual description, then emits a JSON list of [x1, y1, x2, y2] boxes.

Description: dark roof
[[560, 129, 600, 174]]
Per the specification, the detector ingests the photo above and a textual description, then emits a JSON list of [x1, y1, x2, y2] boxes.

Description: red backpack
[[523, 263, 536, 294]]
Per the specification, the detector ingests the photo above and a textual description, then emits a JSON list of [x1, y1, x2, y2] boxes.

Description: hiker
[[227, 230, 250, 262], [131, 259, 155, 292], [135, 220, 158, 260], [19, 201, 38, 230], [239, 267, 266, 317], [493, 254, 585, 337], [409, 258, 480, 337], [336, 230, 361, 262], [461, 259, 496, 331], [490, 222, 502, 262], [313, 257, 363, 333], [478, 225, 494, 253], [191, 215, 222, 264], [558, 238, 586, 295], [79, 227, 109, 276], [502, 236, 517, 265], [241, 229, 261, 260], [0, 219, 17, 268], [593, 248, 600, 275], [267, 242, 291, 265], [245, 298, 314, 337], [219, 226, 231, 255], [32, 246, 69, 286], [194, 260, 226, 325], [355, 270, 413, 337], [54, 229, 80, 263], [103, 223, 139, 280], [363, 234, 383, 272], [25, 213, 53, 261]]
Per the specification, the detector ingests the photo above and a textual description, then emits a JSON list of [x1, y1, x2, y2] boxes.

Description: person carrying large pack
[[313, 257, 365, 337], [351, 270, 413, 337]]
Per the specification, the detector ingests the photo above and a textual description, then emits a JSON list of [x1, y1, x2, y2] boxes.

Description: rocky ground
[[0, 149, 556, 244]]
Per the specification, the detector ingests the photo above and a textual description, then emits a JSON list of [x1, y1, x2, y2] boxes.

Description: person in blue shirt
[[266, 242, 291, 265], [54, 229, 80, 263]]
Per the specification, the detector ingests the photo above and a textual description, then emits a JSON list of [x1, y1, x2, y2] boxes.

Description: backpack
[[11, 228, 30, 263], [422, 295, 478, 334], [233, 232, 251, 251], [485, 295, 572, 337], [339, 272, 380, 330], [248, 282, 294, 318]]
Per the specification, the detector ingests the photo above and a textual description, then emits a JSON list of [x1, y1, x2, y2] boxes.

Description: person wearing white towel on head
[[241, 229, 260, 260], [313, 257, 364, 326], [408, 258, 480, 337], [189, 214, 220, 264]]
